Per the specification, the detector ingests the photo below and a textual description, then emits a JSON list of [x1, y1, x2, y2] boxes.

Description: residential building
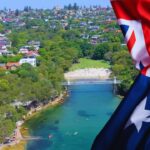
[[19, 57, 36, 67], [6, 62, 20, 70]]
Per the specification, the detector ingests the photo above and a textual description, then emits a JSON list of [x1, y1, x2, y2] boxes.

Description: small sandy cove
[[64, 68, 111, 80]]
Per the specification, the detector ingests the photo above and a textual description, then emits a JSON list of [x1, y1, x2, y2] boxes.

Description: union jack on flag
[[119, 19, 150, 73], [112, 0, 150, 77], [91, 0, 150, 150]]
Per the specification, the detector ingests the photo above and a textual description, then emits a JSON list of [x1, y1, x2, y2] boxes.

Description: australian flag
[[92, 0, 150, 150]]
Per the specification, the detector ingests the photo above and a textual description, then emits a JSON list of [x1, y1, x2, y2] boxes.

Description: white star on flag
[[125, 97, 150, 132]]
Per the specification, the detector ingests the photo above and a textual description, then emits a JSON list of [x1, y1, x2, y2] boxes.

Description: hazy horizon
[[0, 0, 111, 10]]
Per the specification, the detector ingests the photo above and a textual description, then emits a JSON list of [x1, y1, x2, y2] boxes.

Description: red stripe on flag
[[138, 0, 150, 24], [127, 31, 136, 53], [141, 67, 147, 76], [141, 65, 150, 76], [111, 1, 139, 20], [142, 23, 150, 56]]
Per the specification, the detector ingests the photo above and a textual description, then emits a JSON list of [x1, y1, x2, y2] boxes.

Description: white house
[[19, 57, 36, 67], [19, 47, 29, 54]]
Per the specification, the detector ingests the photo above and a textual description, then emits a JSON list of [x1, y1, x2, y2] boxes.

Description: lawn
[[70, 58, 110, 71]]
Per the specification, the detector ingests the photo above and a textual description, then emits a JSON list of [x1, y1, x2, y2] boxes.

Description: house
[[91, 35, 100, 44], [99, 37, 108, 43], [19, 57, 36, 67], [0, 34, 5, 37], [15, 22, 26, 28], [2, 18, 13, 23], [81, 34, 89, 39], [0, 37, 12, 48], [19, 47, 29, 54], [4, 30, 12, 35], [121, 43, 126, 46], [0, 45, 8, 54], [19, 44, 39, 53], [50, 25, 56, 29], [31, 26, 39, 29], [2, 51, 14, 56], [25, 51, 39, 57], [88, 21, 94, 25], [0, 45, 7, 50], [88, 25, 100, 31], [79, 22, 87, 27], [6, 62, 20, 70], [25, 100, 41, 110], [61, 22, 68, 29], [27, 40, 41, 48], [11, 101, 24, 107], [19, 46, 39, 57]]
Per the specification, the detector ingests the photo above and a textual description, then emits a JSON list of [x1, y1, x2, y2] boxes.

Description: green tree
[[112, 50, 138, 95], [93, 43, 112, 60], [0, 23, 4, 32], [0, 119, 15, 143]]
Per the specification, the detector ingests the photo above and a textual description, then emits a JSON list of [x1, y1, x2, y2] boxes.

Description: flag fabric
[[91, 0, 150, 150], [111, 0, 150, 77]]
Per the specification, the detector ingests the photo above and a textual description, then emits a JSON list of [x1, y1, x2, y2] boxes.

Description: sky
[[0, 0, 111, 10]]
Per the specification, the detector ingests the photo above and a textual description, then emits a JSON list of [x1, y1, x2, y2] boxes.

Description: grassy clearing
[[70, 58, 110, 71]]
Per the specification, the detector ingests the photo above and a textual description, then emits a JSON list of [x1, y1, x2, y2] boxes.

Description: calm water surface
[[26, 83, 120, 150]]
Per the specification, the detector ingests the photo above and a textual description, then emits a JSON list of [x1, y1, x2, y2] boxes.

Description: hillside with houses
[[0, 4, 138, 145], [0, 5, 122, 71]]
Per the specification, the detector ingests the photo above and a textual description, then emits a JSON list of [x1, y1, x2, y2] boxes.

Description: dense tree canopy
[[0, 7, 138, 143]]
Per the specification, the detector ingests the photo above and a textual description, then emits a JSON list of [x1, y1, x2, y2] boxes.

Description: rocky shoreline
[[1, 91, 68, 150]]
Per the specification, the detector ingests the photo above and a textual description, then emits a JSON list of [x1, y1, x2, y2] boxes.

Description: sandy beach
[[64, 68, 111, 80]]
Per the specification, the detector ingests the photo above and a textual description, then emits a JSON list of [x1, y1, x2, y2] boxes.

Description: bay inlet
[[26, 81, 120, 150]]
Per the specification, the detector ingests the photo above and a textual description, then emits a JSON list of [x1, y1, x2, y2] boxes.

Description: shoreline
[[24, 91, 68, 120], [1, 68, 112, 150], [64, 68, 111, 80], [1, 91, 68, 150]]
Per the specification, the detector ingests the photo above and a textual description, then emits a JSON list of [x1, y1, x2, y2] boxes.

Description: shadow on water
[[54, 120, 60, 124], [77, 110, 96, 118], [49, 125, 59, 131]]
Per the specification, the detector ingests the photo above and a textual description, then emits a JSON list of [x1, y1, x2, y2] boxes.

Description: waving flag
[[112, 0, 150, 76], [91, 0, 150, 150]]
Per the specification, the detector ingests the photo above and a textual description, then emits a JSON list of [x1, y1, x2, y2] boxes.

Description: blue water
[[26, 83, 120, 150]]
